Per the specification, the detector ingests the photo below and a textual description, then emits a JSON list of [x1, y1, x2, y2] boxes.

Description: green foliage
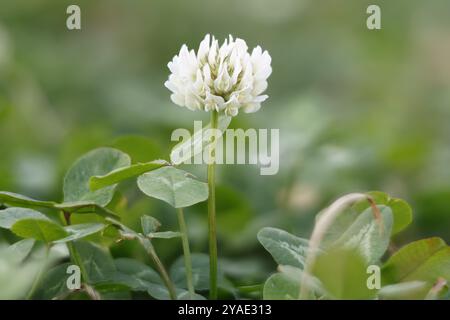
[[263, 265, 323, 300], [0, 244, 47, 299], [313, 249, 375, 300], [257, 227, 309, 269], [331, 205, 393, 264], [170, 253, 224, 291], [63, 147, 131, 206], [113, 258, 205, 300], [74, 241, 117, 284], [56, 223, 106, 244], [11, 219, 68, 243], [140, 215, 181, 238], [263, 272, 299, 300], [89, 160, 169, 191], [258, 192, 450, 300], [0, 191, 118, 219], [33, 263, 73, 300], [382, 237, 450, 284], [377, 281, 430, 300], [7, 239, 35, 262], [0, 208, 106, 244], [353, 191, 412, 235], [0, 192, 56, 209], [0, 207, 47, 229], [149, 231, 182, 239], [1, 0, 450, 301], [112, 258, 169, 299], [0, 139, 447, 301], [141, 215, 162, 235], [137, 166, 208, 208]]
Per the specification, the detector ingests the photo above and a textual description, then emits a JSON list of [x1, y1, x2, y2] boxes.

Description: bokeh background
[[1, 0, 449, 287]]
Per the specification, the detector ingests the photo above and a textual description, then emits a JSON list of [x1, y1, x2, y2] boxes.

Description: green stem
[[62, 211, 91, 291], [141, 238, 177, 300], [177, 208, 195, 295], [208, 110, 219, 299]]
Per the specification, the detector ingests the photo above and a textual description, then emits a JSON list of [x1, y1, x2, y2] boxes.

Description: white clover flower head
[[165, 34, 272, 117]]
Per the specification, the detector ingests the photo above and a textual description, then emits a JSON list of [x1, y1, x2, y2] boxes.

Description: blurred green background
[[0, 0, 449, 286]]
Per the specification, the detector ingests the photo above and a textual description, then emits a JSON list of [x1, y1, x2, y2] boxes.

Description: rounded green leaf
[[63, 148, 131, 206], [11, 218, 68, 243], [257, 227, 310, 269], [382, 237, 450, 284], [388, 198, 413, 234], [263, 272, 300, 300], [0, 207, 48, 229], [354, 191, 412, 235], [332, 205, 393, 264], [137, 166, 208, 208]]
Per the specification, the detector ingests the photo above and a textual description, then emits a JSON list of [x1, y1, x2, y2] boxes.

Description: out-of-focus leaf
[[382, 237, 450, 284], [312, 249, 375, 300], [263, 264, 324, 300], [7, 239, 36, 262], [0, 245, 46, 299], [89, 160, 169, 191], [0, 207, 48, 229], [215, 186, 254, 237], [263, 272, 299, 300], [137, 166, 208, 208], [11, 218, 68, 243], [332, 205, 393, 264], [378, 281, 430, 300], [63, 147, 131, 206], [257, 227, 309, 269]]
